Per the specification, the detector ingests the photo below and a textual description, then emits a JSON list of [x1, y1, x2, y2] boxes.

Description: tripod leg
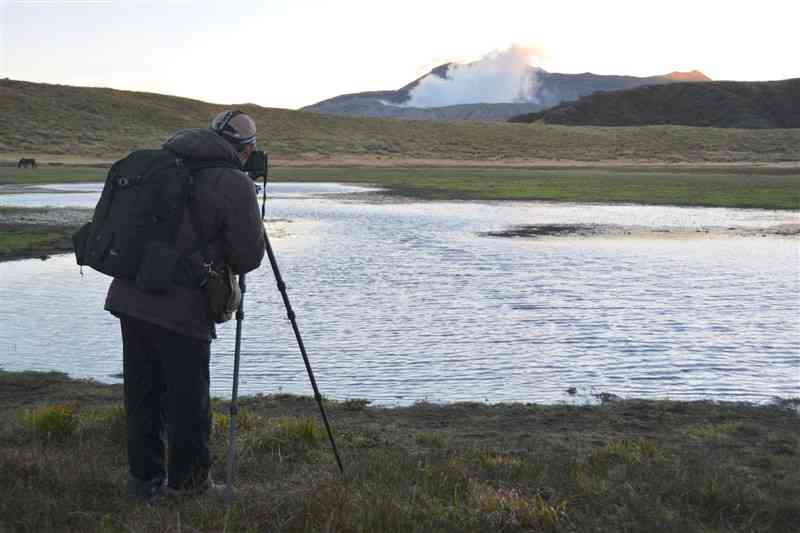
[[225, 273, 246, 508], [263, 229, 344, 474]]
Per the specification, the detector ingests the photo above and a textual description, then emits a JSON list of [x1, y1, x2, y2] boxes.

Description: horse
[[17, 158, 37, 169]]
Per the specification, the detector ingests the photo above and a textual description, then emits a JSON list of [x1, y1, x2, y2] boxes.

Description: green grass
[[0, 223, 78, 260], [0, 166, 106, 185], [2, 165, 798, 210], [1, 370, 798, 532], [269, 166, 800, 209], [21, 404, 78, 442]]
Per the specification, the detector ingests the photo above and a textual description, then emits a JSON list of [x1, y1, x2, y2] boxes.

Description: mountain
[[301, 65, 710, 121], [508, 79, 800, 128]]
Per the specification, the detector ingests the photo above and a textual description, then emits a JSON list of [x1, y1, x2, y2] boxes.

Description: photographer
[[105, 111, 266, 500]]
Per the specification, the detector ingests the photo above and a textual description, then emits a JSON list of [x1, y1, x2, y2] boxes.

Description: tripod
[[225, 154, 344, 508]]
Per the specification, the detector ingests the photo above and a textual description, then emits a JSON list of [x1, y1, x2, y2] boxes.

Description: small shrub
[[479, 452, 522, 469], [470, 482, 569, 531], [415, 431, 445, 448], [22, 404, 77, 442], [213, 412, 229, 436], [569, 461, 595, 495], [341, 398, 370, 411], [213, 407, 258, 436], [685, 421, 742, 440], [80, 404, 126, 447], [524, 494, 569, 531], [590, 437, 659, 472], [420, 454, 472, 501], [276, 416, 321, 446]]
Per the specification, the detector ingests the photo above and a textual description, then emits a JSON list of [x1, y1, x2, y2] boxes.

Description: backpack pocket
[[72, 222, 92, 265], [135, 241, 180, 292], [205, 265, 241, 323]]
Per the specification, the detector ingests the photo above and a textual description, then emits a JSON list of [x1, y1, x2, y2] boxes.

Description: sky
[[1, 0, 798, 110]]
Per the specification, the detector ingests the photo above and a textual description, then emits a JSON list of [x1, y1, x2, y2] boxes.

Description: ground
[[0, 370, 798, 532]]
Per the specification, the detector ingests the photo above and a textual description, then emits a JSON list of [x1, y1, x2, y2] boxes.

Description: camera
[[244, 149, 267, 180]]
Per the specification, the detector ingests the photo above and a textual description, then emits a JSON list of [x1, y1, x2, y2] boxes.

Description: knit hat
[[210, 111, 256, 145]]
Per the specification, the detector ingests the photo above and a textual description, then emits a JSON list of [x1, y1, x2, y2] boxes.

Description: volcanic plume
[[403, 44, 541, 107]]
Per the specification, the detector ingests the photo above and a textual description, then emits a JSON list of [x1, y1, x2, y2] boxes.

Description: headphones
[[212, 110, 256, 145]]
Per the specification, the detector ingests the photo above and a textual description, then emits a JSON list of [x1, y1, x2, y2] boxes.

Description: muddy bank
[[0, 222, 81, 262], [0, 206, 91, 226], [484, 222, 800, 239], [0, 208, 90, 262]]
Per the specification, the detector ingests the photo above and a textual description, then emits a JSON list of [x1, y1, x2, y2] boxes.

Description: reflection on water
[[0, 182, 377, 208], [0, 183, 798, 405]]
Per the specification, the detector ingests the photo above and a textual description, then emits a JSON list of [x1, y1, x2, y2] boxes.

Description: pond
[[1, 182, 798, 405]]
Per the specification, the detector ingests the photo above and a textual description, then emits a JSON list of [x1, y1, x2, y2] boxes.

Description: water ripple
[[1, 185, 799, 404]]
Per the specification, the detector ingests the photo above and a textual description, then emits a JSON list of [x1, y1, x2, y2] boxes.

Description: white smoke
[[403, 44, 540, 108]]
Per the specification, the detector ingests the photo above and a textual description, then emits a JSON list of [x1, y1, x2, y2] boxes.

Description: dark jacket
[[105, 128, 266, 340]]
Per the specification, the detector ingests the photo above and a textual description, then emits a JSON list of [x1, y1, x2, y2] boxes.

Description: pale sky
[[1, 0, 798, 110]]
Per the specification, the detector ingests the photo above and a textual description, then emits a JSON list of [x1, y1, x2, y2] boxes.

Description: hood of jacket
[[163, 128, 242, 165]]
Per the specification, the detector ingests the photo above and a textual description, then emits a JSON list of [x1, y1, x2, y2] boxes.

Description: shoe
[[202, 480, 235, 501], [127, 473, 164, 502], [160, 475, 235, 501]]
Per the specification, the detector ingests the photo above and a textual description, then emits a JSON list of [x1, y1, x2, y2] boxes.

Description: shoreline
[[483, 222, 800, 240], [3, 368, 798, 408], [3, 155, 800, 170], [2, 369, 799, 411], [0, 207, 89, 262], [2, 201, 799, 263], [1, 162, 798, 262]]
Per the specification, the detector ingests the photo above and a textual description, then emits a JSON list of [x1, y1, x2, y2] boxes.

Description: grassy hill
[[2, 78, 800, 164], [509, 79, 800, 128]]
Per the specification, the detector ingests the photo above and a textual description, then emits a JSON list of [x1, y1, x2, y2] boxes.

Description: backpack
[[73, 149, 239, 293]]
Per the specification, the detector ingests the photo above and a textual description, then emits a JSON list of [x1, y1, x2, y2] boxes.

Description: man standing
[[105, 111, 265, 500]]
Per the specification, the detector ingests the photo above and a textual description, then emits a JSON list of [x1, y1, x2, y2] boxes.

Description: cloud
[[403, 44, 541, 108]]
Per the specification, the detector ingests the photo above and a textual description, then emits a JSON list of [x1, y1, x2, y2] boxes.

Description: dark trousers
[[120, 315, 212, 490]]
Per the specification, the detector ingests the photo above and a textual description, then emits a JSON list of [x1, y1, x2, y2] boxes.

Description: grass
[[1, 370, 798, 532], [0, 222, 78, 260], [0, 166, 106, 185], [270, 166, 800, 209], [511, 79, 799, 128], [3, 78, 800, 164], [21, 404, 78, 442], [2, 165, 799, 210]]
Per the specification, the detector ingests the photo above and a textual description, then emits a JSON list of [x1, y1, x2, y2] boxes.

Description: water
[[0, 182, 375, 208], [1, 183, 798, 405]]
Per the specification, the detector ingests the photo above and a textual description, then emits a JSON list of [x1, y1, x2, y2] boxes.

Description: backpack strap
[[181, 158, 242, 251], [183, 159, 242, 173], [175, 158, 243, 287]]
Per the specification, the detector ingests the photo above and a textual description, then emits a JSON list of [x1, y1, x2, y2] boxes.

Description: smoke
[[403, 44, 541, 108]]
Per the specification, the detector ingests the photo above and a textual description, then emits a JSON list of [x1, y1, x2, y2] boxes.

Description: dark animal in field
[[17, 158, 37, 168]]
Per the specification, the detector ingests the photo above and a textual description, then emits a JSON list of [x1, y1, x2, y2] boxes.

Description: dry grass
[[1, 371, 798, 532], [3, 78, 800, 164]]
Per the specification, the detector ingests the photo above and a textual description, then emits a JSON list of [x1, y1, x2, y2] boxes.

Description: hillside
[[2, 78, 800, 164], [301, 66, 710, 121], [509, 79, 800, 128]]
